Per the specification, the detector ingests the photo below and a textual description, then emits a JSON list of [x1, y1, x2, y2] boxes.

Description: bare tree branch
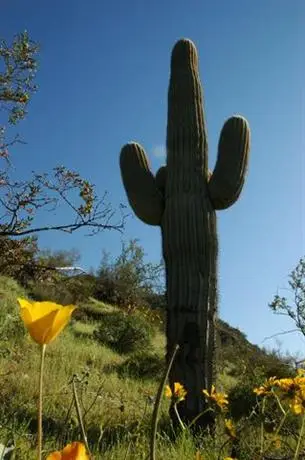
[[262, 328, 302, 343], [0, 31, 127, 239]]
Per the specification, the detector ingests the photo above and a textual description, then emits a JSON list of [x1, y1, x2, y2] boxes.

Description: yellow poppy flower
[[46, 442, 89, 459], [17, 298, 76, 345]]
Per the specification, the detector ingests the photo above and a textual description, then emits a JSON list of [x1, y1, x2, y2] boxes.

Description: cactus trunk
[[162, 203, 218, 426], [163, 41, 218, 425], [119, 38, 250, 431]]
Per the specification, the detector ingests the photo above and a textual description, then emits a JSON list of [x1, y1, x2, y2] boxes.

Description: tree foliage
[[0, 238, 82, 287], [0, 31, 38, 147], [269, 257, 305, 339], [35, 247, 81, 268], [95, 239, 165, 310], [0, 235, 39, 285]]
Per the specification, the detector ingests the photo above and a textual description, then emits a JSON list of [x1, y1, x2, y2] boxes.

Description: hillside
[[0, 275, 299, 459]]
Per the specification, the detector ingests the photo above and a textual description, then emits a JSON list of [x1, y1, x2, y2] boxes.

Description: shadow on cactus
[[119, 38, 250, 431]]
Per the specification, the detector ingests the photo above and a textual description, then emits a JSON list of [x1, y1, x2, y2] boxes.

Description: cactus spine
[[119, 39, 250, 429]]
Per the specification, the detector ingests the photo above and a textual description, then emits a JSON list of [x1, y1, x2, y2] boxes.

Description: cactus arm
[[119, 142, 164, 225], [208, 116, 250, 210], [155, 165, 167, 197]]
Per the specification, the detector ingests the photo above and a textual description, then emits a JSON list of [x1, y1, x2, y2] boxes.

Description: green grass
[[0, 275, 303, 459], [0, 293, 165, 458]]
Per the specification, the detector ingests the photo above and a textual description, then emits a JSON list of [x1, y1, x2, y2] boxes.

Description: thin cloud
[[152, 144, 166, 159]]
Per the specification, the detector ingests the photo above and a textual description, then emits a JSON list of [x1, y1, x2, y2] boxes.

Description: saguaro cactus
[[119, 38, 250, 429]]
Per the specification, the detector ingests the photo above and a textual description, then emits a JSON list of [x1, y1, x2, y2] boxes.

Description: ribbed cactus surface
[[119, 38, 250, 429]]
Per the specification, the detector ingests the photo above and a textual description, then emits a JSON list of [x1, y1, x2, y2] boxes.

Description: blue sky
[[2, 0, 305, 356]]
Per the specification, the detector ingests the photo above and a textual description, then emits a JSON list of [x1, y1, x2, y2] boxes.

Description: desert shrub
[[116, 350, 164, 379], [35, 247, 81, 268], [73, 303, 106, 322], [94, 239, 164, 311], [228, 362, 297, 425], [65, 274, 97, 302], [227, 364, 266, 422], [0, 276, 27, 341], [254, 345, 295, 379], [29, 273, 97, 305], [94, 269, 121, 306], [229, 383, 301, 439], [28, 278, 75, 305], [143, 291, 167, 310], [93, 311, 154, 354], [28, 247, 97, 304], [135, 304, 165, 332], [228, 381, 259, 421], [0, 236, 40, 286], [263, 361, 295, 379]]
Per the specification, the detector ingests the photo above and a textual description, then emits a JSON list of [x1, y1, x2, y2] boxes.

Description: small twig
[[217, 437, 232, 460], [261, 329, 301, 343], [83, 380, 105, 420], [72, 377, 92, 459], [56, 395, 74, 445], [150, 343, 179, 460], [294, 413, 305, 460]]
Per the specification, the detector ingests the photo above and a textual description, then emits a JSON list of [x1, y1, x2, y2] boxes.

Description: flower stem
[[38, 344, 46, 460], [187, 407, 213, 430], [259, 397, 266, 457], [294, 413, 305, 460], [264, 411, 288, 455], [150, 344, 179, 460], [272, 389, 286, 416], [173, 403, 185, 431]]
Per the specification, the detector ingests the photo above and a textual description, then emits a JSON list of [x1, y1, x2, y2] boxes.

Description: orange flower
[[46, 442, 89, 459], [17, 298, 76, 345], [202, 385, 228, 410], [253, 376, 278, 396], [165, 382, 187, 402], [224, 418, 236, 439]]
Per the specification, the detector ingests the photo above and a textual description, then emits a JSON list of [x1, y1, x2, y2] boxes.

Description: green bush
[[227, 364, 266, 421], [63, 274, 97, 303], [263, 362, 295, 379], [28, 278, 75, 305], [29, 274, 96, 305], [116, 350, 165, 379], [0, 276, 27, 341], [94, 239, 164, 311], [93, 311, 154, 354], [73, 303, 107, 322], [228, 360, 299, 429], [228, 381, 259, 421]]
